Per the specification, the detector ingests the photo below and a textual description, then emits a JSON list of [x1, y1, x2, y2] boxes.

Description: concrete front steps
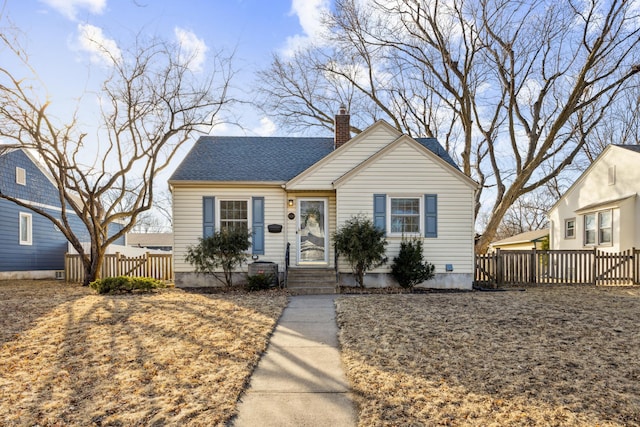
[[286, 267, 337, 295]]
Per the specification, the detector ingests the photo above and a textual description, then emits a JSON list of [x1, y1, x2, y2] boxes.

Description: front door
[[298, 198, 329, 264]]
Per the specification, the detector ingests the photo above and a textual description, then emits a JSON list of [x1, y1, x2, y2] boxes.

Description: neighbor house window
[[389, 197, 421, 234], [584, 210, 612, 246], [564, 218, 575, 239], [19, 212, 32, 245], [219, 200, 248, 232], [584, 213, 596, 245], [598, 210, 612, 244], [16, 167, 26, 185]]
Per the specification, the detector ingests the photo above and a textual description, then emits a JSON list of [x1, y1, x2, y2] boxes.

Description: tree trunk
[[82, 249, 104, 286], [356, 265, 365, 288], [476, 182, 527, 253]]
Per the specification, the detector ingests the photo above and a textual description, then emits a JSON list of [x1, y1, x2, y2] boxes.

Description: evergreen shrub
[[391, 237, 435, 289]]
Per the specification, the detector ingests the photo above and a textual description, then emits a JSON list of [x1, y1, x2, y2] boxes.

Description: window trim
[[19, 212, 32, 245], [386, 195, 423, 237], [216, 198, 251, 233], [564, 218, 576, 239], [583, 209, 613, 247]]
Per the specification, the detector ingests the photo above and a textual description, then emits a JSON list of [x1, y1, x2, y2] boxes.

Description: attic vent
[[608, 165, 616, 185], [16, 167, 26, 185]]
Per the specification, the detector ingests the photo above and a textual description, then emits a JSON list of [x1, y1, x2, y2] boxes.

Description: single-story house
[[489, 229, 549, 252], [548, 144, 640, 252], [169, 109, 477, 289], [127, 232, 173, 252]]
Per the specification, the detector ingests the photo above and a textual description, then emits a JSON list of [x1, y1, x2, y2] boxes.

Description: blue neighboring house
[[0, 147, 124, 279]]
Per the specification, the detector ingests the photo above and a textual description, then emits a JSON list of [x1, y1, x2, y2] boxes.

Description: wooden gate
[[475, 248, 639, 287], [595, 249, 635, 285]]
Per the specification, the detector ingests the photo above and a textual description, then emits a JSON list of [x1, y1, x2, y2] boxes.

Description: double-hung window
[[219, 200, 248, 233], [598, 210, 612, 245], [564, 218, 575, 239], [584, 210, 612, 246], [375, 194, 437, 237], [584, 213, 596, 245], [389, 197, 422, 235], [203, 196, 264, 255]]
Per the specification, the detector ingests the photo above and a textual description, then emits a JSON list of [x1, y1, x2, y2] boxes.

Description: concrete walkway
[[232, 295, 358, 427]]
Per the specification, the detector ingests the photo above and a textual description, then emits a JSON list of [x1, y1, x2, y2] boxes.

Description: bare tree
[[582, 79, 640, 162], [0, 32, 233, 285], [489, 187, 554, 241], [255, 0, 640, 252], [131, 190, 173, 232]]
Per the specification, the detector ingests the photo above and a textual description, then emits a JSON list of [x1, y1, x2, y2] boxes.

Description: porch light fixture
[[288, 199, 294, 207]]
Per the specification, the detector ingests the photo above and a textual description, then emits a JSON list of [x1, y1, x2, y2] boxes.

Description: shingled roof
[[169, 135, 458, 182], [616, 144, 640, 153]]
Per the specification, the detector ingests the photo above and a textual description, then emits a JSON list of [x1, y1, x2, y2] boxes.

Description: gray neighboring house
[[127, 233, 173, 252], [169, 113, 477, 289], [489, 229, 549, 252]]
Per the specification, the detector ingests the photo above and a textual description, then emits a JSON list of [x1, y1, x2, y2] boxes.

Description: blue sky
[[1, 0, 331, 137]]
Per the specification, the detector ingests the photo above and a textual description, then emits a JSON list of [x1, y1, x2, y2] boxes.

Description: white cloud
[[210, 123, 230, 135], [76, 23, 121, 65], [282, 0, 330, 56], [252, 117, 277, 136], [40, 0, 106, 21], [174, 27, 208, 73], [517, 78, 542, 106], [292, 0, 328, 37]]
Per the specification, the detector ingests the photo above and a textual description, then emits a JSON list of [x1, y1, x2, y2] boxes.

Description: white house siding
[[285, 192, 337, 267], [549, 146, 640, 252], [335, 140, 476, 289], [287, 123, 399, 190], [172, 185, 287, 285], [618, 198, 637, 251]]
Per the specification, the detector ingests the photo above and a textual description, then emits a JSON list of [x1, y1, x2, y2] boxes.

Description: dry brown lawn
[[0, 281, 288, 426], [336, 286, 640, 426]]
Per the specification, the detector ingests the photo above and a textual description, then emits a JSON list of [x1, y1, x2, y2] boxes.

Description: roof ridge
[[170, 132, 458, 182]]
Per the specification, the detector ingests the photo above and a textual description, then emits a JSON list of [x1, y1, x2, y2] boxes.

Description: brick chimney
[[334, 105, 351, 149]]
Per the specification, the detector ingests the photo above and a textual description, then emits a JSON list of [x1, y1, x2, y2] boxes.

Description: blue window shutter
[[373, 194, 386, 232], [252, 197, 265, 255], [425, 194, 437, 238], [203, 197, 215, 238]]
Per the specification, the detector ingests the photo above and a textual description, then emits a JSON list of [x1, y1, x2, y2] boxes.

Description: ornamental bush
[[333, 215, 387, 288], [185, 228, 252, 287], [391, 237, 435, 289], [246, 273, 275, 291], [90, 276, 165, 294]]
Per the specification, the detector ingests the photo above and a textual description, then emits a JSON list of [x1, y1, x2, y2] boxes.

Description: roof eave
[[574, 193, 636, 214], [168, 180, 286, 188]]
